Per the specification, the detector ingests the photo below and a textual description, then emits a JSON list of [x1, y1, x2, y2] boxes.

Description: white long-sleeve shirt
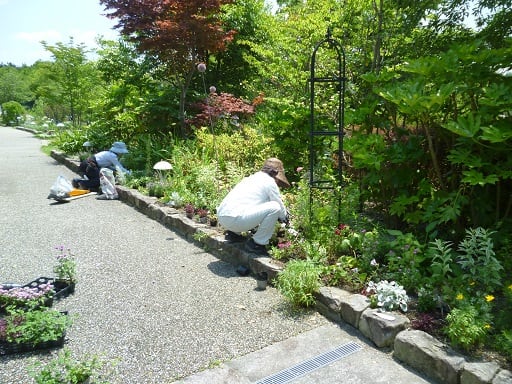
[[217, 171, 287, 220], [94, 150, 130, 174]]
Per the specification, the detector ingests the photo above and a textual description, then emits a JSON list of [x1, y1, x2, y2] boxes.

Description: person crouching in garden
[[73, 141, 131, 192], [217, 157, 290, 256]]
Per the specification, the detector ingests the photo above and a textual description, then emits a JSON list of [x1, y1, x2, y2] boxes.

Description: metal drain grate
[[256, 341, 362, 384]]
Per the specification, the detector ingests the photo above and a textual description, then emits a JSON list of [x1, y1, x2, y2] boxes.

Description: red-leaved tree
[[100, 0, 236, 135], [187, 91, 259, 129]]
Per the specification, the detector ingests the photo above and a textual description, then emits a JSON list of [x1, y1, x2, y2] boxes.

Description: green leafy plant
[[428, 239, 456, 288], [275, 259, 322, 307], [53, 245, 77, 283], [147, 181, 168, 198], [1, 100, 25, 126], [456, 227, 503, 293], [444, 305, 488, 351], [29, 348, 114, 384], [494, 330, 512, 364], [382, 230, 425, 291], [192, 231, 208, 242], [1, 307, 71, 345], [327, 224, 363, 258]]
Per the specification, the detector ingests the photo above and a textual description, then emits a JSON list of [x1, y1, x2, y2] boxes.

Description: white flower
[[286, 228, 299, 237]]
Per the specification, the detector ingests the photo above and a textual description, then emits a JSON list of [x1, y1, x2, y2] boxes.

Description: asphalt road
[[0, 127, 434, 384]]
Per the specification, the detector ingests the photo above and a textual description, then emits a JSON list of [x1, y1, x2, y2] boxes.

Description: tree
[[91, 37, 180, 141], [41, 39, 102, 126], [100, 0, 236, 136], [0, 65, 33, 106], [213, 0, 274, 96]]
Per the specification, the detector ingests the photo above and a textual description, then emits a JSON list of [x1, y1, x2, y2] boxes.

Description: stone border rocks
[[50, 148, 512, 384]]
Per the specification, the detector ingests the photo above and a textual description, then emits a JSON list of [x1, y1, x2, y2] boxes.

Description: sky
[[0, 0, 119, 66]]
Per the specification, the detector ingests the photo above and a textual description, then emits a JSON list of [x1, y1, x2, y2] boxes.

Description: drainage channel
[[255, 341, 362, 384]]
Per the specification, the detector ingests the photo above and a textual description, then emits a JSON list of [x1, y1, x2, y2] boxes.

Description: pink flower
[[296, 166, 304, 172], [278, 241, 291, 249]]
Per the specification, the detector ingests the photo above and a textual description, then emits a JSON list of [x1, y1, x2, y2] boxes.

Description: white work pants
[[218, 201, 281, 245]]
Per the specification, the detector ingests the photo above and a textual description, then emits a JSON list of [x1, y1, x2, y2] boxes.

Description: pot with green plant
[[53, 246, 77, 298], [0, 306, 71, 355]]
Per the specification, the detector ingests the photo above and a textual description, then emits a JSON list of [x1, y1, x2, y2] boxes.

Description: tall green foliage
[[358, 40, 512, 237], [0, 66, 33, 106], [41, 39, 102, 126], [1, 101, 25, 126]]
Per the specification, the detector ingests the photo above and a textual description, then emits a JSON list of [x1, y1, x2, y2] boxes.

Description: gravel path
[[0, 128, 328, 383]]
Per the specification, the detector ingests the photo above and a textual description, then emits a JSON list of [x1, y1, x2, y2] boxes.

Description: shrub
[[445, 305, 488, 351], [1, 101, 25, 126]]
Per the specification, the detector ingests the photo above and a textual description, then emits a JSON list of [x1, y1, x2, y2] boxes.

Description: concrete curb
[[49, 148, 512, 384]]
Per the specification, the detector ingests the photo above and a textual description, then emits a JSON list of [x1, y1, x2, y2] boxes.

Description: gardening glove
[[278, 210, 290, 224]]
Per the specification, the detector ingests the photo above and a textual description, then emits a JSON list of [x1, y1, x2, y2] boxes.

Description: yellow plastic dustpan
[[69, 189, 90, 197]]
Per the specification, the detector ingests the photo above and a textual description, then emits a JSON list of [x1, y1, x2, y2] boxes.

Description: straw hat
[[263, 158, 290, 188], [110, 141, 129, 154]]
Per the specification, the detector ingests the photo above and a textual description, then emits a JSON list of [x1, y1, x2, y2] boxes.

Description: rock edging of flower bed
[[50, 149, 512, 384]]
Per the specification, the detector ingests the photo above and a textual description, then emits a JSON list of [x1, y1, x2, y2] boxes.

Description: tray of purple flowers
[[22, 277, 75, 300], [0, 277, 75, 314]]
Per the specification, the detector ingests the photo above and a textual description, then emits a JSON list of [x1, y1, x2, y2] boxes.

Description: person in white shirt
[[217, 158, 290, 256], [73, 141, 131, 192]]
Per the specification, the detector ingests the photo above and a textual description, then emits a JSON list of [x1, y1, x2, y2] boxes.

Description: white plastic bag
[[48, 175, 73, 200], [99, 168, 118, 200]]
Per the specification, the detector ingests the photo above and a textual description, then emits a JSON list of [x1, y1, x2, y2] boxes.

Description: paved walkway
[[0, 127, 434, 383]]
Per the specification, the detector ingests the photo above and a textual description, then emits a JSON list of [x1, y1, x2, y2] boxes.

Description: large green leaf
[[442, 114, 481, 138], [479, 123, 512, 143], [461, 170, 499, 186]]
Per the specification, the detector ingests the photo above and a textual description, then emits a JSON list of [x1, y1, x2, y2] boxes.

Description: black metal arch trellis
[[308, 28, 346, 222]]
